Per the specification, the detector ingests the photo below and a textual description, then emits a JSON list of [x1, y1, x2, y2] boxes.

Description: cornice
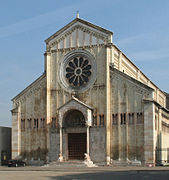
[[143, 98, 169, 113], [50, 44, 106, 53]]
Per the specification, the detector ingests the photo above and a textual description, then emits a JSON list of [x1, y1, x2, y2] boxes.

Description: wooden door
[[68, 133, 86, 160]]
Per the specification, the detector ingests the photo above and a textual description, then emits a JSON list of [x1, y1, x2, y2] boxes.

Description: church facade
[[11, 17, 169, 166]]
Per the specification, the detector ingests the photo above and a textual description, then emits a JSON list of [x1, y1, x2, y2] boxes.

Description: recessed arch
[[63, 109, 85, 128]]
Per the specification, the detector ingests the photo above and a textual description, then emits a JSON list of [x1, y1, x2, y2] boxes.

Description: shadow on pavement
[[46, 170, 169, 180]]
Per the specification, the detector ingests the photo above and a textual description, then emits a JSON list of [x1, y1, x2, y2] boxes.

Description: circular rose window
[[65, 57, 92, 87], [59, 50, 96, 93]]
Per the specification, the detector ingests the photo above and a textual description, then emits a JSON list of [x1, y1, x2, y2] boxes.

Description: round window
[[59, 50, 96, 93], [65, 56, 92, 87]]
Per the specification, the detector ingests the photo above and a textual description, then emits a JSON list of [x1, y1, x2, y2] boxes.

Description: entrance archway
[[63, 110, 87, 160]]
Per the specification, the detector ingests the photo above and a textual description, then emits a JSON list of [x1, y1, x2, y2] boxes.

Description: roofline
[[143, 98, 169, 113], [111, 68, 154, 91], [12, 73, 46, 101], [164, 92, 169, 96], [45, 17, 113, 43], [113, 44, 166, 96], [0, 126, 12, 129]]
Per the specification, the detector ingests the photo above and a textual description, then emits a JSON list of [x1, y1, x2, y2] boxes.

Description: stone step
[[46, 160, 87, 167], [111, 159, 142, 166]]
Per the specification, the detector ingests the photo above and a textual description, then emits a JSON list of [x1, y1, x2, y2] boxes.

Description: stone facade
[[11, 17, 169, 166]]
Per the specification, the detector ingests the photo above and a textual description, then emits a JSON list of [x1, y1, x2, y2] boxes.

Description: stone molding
[[50, 43, 106, 53]]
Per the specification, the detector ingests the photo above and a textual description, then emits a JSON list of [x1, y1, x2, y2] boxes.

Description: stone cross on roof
[[76, 11, 79, 18]]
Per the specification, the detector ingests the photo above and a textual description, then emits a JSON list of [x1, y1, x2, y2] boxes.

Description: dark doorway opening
[[68, 133, 86, 160]]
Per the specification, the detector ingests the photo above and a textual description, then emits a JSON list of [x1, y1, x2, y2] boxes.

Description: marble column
[[87, 125, 90, 155], [58, 127, 63, 162]]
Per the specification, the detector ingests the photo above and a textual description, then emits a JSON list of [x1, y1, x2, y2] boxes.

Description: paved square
[[1, 166, 169, 180]]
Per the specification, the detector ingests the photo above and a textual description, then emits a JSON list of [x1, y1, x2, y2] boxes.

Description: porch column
[[87, 125, 90, 155], [58, 126, 63, 162], [85, 109, 92, 162]]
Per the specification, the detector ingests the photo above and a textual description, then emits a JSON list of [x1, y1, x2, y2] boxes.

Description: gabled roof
[[111, 68, 154, 92], [12, 73, 46, 101], [58, 96, 93, 111], [45, 17, 113, 43]]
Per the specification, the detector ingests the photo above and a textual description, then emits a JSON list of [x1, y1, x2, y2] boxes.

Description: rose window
[[65, 56, 92, 87]]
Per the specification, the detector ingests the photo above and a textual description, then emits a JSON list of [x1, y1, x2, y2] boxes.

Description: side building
[[0, 126, 11, 165]]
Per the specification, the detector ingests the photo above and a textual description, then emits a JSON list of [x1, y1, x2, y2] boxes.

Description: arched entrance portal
[[63, 110, 87, 160]]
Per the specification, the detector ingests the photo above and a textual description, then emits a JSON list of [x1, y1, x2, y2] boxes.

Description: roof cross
[[76, 11, 79, 18]]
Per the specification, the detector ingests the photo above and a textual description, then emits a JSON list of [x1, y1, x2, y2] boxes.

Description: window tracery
[[65, 56, 92, 87]]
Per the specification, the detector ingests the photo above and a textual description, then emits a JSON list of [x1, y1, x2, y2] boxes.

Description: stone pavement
[[1, 165, 169, 171], [0, 165, 169, 180]]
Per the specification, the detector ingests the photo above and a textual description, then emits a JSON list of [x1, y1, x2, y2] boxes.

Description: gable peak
[[45, 17, 113, 50]]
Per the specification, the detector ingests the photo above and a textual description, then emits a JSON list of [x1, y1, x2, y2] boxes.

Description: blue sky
[[0, 0, 169, 127]]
